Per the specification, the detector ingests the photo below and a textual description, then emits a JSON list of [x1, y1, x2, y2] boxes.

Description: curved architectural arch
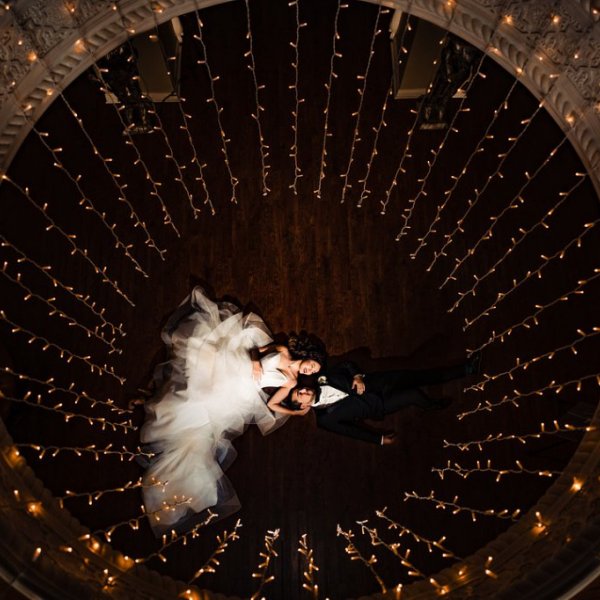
[[0, 1, 599, 598]]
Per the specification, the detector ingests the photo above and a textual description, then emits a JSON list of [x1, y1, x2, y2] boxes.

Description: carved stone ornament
[[0, 1, 600, 598]]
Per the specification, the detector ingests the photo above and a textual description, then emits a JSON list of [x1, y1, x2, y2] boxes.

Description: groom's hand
[[352, 375, 365, 395]]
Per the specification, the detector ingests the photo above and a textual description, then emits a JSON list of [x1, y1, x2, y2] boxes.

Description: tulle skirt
[[140, 287, 283, 535]]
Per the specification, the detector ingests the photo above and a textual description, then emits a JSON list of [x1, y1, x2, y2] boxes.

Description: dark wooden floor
[[1, 1, 599, 598]]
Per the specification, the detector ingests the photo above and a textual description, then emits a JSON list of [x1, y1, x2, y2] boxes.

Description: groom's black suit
[[313, 360, 469, 444]]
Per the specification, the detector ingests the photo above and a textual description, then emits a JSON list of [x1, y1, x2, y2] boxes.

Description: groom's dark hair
[[282, 379, 320, 410]]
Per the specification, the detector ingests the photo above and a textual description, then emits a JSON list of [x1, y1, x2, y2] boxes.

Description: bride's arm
[[267, 386, 310, 416]]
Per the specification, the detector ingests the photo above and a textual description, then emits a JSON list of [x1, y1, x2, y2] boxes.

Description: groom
[[290, 355, 480, 445]]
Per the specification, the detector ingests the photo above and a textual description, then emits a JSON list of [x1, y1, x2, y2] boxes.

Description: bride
[[140, 287, 325, 535]]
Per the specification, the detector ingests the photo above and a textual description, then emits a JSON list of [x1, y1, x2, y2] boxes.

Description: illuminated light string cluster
[[298, 534, 319, 598], [288, 0, 305, 195], [113, 2, 200, 218], [1, 176, 134, 306], [336, 524, 387, 593], [443, 421, 594, 452], [378, 27, 451, 217], [425, 96, 550, 273], [21, 115, 150, 278], [410, 77, 520, 258], [314, 0, 347, 199], [92, 70, 178, 236], [0, 392, 134, 433], [458, 371, 600, 420], [132, 510, 217, 566], [442, 135, 572, 292], [10, 8, 169, 257], [414, 1, 563, 261], [0, 309, 126, 383], [357, 4, 414, 208], [448, 172, 587, 312], [243, 0, 271, 196], [432, 459, 560, 481], [54, 91, 166, 258], [0, 264, 121, 355], [467, 326, 600, 393], [375, 507, 461, 560], [2, 366, 131, 415], [193, 11, 239, 204], [398, 51, 489, 241], [88, 497, 193, 543], [463, 214, 600, 330], [357, 519, 426, 581], [250, 529, 280, 599], [339, 3, 386, 204], [186, 520, 242, 585], [0, 236, 126, 339], [13, 443, 154, 462], [147, 3, 214, 216], [356, 81, 391, 208], [404, 490, 521, 522], [470, 264, 600, 354]]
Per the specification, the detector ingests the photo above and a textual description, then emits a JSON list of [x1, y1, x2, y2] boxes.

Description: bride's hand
[[252, 360, 263, 382], [296, 405, 311, 416]]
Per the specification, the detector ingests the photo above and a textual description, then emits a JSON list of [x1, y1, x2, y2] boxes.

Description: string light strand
[[250, 529, 280, 600], [432, 459, 560, 481], [340, 3, 385, 204], [288, 0, 304, 195], [0, 309, 126, 383]]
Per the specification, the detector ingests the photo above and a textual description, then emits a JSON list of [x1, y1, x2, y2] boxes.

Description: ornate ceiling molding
[[0, 1, 599, 598]]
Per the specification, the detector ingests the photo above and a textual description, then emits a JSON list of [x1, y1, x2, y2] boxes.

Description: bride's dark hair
[[287, 332, 327, 367]]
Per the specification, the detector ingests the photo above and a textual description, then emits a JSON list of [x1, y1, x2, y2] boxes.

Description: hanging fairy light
[[243, 0, 271, 196], [298, 534, 319, 598], [404, 490, 521, 521], [187, 520, 242, 584], [57, 477, 165, 509], [375, 507, 461, 559], [357, 3, 414, 207], [470, 263, 600, 354], [2, 366, 130, 414], [0, 392, 134, 433], [336, 524, 387, 592], [314, 0, 347, 199], [463, 214, 600, 330], [340, 3, 385, 204], [193, 10, 239, 204], [443, 421, 594, 452], [250, 529, 280, 599], [288, 0, 305, 195], [14, 443, 154, 462], [432, 459, 560, 481]]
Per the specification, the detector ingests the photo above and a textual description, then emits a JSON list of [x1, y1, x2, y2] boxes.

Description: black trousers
[[366, 363, 467, 413], [315, 363, 467, 444]]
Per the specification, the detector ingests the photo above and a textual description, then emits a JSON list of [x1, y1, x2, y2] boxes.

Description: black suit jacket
[[314, 361, 385, 421]]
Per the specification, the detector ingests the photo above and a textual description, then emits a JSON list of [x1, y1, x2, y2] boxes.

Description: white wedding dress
[[140, 287, 288, 535]]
